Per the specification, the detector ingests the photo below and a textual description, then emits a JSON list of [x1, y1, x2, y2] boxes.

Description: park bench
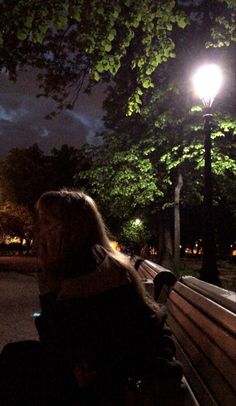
[[132, 257, 236, 406], [131, 255, 177, 301], [167, 276, 236, 405]]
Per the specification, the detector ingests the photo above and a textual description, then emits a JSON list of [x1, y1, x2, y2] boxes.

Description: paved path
[[0, 271, 40, 351]]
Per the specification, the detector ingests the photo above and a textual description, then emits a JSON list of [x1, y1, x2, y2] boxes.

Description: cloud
[[0, 105, 28, 122], [34, 127, 50, 138], [68, 110, 90, 127], [41, 128, 49, 138], [0, 71, 105, 157]]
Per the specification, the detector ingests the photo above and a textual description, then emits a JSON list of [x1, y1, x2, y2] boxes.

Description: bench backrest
[[131, 256, 177, 302], [166, 278, 236, 406]]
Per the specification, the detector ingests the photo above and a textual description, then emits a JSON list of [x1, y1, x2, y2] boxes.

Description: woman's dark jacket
[[0, 254, 183, 405], [36, 255, 182, 386]]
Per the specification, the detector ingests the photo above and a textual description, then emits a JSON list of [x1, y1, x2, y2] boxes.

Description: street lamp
[[192, 64, 222, 286], [134, 218, 142, 226]]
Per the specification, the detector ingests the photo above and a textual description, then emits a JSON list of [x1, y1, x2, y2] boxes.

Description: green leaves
[[54, 15, 68, 30], [206, 0, 236, 47], [190, 105, 202, 113], [17, 30, 28, 41], [1, 0, 234, 119], [76, 142, 161, 219], [104, 43, 112, 52], [25, 16, 33, 29], [71, 5, 82, 22], [177, 16, 187, 29], [121, 218, 151, 246], [0, 0, 190, 114], [142, 77, 154, 89]]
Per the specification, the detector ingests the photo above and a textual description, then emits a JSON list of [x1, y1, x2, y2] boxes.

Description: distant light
[[179, 245, 182, 248], [32, 312, 41, 317], [134, 218, 142, 226], [192, 64, 222, 107], [110, 240, 121, 252]]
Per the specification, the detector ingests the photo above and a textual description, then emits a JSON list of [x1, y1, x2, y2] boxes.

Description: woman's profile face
[[37, 209, 61, 238], [36, 207, 64, 265]]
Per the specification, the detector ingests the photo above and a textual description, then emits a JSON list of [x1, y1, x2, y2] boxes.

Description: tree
[[1, 1, 234, 115], [50, 144, 81, 189], [77, 44, 235, 272], [0, 202, 33, 247], [85, 0, 235, 274], [76, 141, 162, 220], [0, 143, 91, 211], [0, 0, 188, 114], [0, 144, 52, 211], [120, 218, 151, 255]]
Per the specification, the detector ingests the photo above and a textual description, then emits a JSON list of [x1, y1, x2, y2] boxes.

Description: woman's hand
[[38, 223, 64, 268], [37, 223, 64, 295]]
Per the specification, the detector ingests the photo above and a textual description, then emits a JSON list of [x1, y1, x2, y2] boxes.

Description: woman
[[0, 190, 184, 405]]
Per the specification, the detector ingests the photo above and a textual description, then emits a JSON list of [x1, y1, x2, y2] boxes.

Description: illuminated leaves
[[120, 218, 151, 246], [206, 0, 236, 47], [77, 143, 161, 219], [0, 0, 188, 113]]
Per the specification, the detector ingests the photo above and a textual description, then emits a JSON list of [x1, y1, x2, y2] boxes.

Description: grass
[[178, 257, 236, 292]]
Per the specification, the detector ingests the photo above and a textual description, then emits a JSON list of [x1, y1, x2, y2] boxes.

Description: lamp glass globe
[[193, 64, 222, 107]]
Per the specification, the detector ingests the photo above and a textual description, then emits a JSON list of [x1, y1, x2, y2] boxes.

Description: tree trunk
[[174, 172, 183, 274], [157, 210, 174, 271]]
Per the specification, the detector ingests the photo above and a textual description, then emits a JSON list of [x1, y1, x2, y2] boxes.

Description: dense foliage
[[0, 144, 86, 210], [0, 0, 188, 115]]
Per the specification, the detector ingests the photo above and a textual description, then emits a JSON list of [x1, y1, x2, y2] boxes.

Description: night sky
[[0, 69, 105, 158]]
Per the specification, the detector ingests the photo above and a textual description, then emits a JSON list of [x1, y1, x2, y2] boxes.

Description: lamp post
[[192, 64, 222, 286]]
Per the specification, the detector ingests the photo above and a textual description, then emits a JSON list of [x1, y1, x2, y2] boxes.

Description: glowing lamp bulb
[[192, 64, 222, 107]]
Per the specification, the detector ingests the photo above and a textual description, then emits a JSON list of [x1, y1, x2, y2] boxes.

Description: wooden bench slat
[[142, 280, 154, 297], [168, 314, 218, 406], [132, 257, 177, 304], [138, 263, 157, 279], [140, 268, 156, 279], [169, 289, 236, 360], [167, 311, 236, 405], [167, 299, 236, 393], [176, 343, 217, 406], [132, 258, 157, 280], [145, 259, 172, 274], [131, 257, 236, 406], [174, 282, 236, 336], [181, 276, 236, 313], [181, 376, 200, 406]]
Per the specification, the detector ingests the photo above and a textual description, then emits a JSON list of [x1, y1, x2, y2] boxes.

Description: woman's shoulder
[[57, 251, 131, 302]]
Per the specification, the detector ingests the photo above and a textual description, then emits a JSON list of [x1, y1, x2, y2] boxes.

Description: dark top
[[0, 255, 183, 405], [36, 256, 177, 382]]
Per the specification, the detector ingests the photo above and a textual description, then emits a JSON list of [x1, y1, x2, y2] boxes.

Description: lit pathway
[[0, 271, 40, 351]]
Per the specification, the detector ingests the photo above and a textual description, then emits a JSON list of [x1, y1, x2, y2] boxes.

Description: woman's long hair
[[36, 189, 163, 320]]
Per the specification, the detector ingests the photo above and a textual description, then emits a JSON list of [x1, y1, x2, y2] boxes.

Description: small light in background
[[32, 312, 41, 317]]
